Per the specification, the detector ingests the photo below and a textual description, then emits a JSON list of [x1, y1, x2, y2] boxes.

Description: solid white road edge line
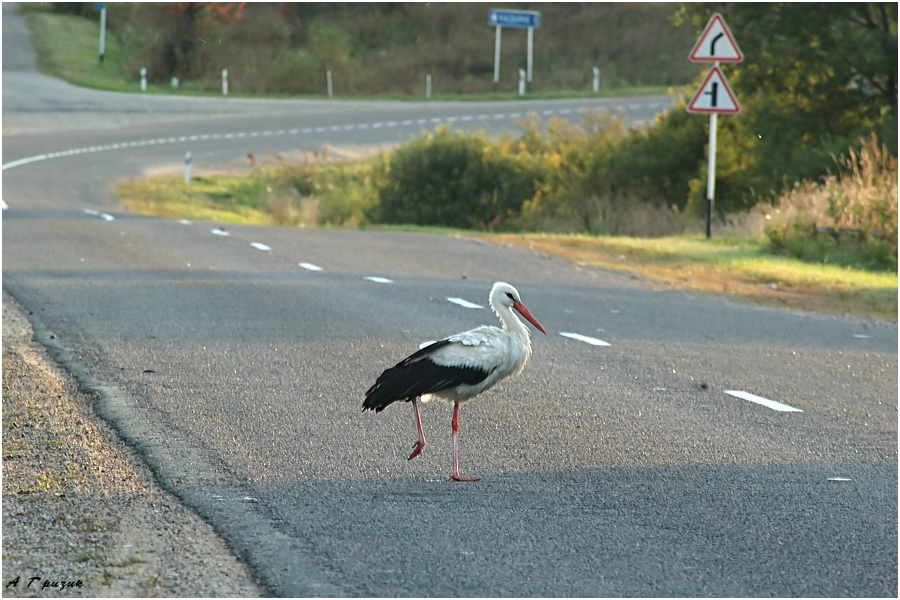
[[724, 390, 803, 412]]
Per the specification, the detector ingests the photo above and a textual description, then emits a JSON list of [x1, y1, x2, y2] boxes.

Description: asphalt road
[[3, 6, 897, 597]]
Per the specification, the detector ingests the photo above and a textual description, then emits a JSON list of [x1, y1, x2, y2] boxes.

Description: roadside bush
[[374, 126, 546, 230], [764, 134, 898, 272]]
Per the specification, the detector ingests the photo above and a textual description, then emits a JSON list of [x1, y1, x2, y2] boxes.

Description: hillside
[[28, 3, 703, 96]]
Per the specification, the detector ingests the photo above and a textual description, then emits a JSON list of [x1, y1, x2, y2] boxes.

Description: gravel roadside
[[2, 290, 266, 597]]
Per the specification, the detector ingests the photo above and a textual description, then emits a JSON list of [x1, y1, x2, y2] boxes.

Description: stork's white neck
[[491, 298, 532, 344]]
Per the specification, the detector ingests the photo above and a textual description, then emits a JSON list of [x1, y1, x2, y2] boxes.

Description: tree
[[676, 3, 897, 212], [156, 3, 246, 79]]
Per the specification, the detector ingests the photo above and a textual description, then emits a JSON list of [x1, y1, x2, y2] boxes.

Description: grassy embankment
[[21, 7, 679, 101]]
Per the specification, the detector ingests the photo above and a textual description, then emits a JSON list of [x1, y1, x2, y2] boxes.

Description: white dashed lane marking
[[364, 276, 393, 283], [211, 228, 229, 236], [447, 297, 484, 309], [724, 390, 803, 413], [250, 242, 272, 252], [559, 332, 610, 346], [298, 262, 323, 271], [83, 209, 115, 221], [2, 101, 667, 171]]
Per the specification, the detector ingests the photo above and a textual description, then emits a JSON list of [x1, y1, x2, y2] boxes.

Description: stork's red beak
[[513, 301, 547, 335]]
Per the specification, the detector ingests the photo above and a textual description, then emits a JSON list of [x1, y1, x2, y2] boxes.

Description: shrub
[[764, 134, 898, 271], [374, 126, 545, 230]]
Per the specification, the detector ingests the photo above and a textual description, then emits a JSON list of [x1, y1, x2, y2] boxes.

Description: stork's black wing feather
[[363, 340, 492, 412]]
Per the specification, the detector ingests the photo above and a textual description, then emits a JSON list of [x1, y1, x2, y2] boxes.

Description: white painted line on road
[[724, 390, 803, 413], [2, 154, 48, 170], [83, 209, 114, 221], [447, 297, 484, 309], [364, 276, 393, 284], [559, 332, 611, 346], [250, 242, 272, 252], [2, 102, 672, 172], [298, 262, 322, 271], [1, 200, 7, 210], [178, 219, 191, 224], [853, 334, 871, 339], [211, 228, 230, 236], [828, 477, 852, 482]]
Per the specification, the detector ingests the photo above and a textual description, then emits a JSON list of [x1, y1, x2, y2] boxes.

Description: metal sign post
[[488, 9, 540, 92], [687, 13, 743, 239], [96, 3, 106, 65]]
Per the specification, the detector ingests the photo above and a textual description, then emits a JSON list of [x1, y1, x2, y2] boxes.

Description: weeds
[[764, 134, 898, 272]]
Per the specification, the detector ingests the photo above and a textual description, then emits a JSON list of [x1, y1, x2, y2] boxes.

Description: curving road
[[3, 6, 897, 597]]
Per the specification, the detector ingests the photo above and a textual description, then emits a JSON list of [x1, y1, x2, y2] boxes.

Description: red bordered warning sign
[[686, 65, 741, 114], [689, 13, 743, 63]]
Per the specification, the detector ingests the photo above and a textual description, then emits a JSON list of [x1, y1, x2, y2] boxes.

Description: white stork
[[364, 281, 547, 481]]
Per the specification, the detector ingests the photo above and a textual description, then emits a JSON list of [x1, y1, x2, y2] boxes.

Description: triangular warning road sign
[[689, 13, 743, 63], [687, 65, 741, 114]]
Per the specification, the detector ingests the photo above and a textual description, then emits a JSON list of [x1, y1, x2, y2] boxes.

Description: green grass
[[118, 175, 278, 225], [22, 10, 136, 92]]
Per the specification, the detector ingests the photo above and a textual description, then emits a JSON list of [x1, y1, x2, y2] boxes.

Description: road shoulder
[[2, 290, 265, 597]]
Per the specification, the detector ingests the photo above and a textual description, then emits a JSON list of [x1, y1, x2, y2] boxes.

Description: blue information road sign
[[488, 9, 540, 29]]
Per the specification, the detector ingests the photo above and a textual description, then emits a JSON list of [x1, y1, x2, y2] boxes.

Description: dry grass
[[762, 134, 898, 247], [481, 232, 898, 321]]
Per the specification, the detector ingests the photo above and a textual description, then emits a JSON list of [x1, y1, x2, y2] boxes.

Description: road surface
[[3, 6, 897, 597]]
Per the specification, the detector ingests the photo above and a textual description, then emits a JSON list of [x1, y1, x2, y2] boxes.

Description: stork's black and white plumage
[[364, 282, 547, 481]]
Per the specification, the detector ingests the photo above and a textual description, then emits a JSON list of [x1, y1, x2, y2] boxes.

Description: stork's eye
[[506, 292, 516, 301]]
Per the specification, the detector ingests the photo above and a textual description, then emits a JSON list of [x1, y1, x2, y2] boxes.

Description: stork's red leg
[[407, 398, 426, 460], [449, 402, 480, 482]]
